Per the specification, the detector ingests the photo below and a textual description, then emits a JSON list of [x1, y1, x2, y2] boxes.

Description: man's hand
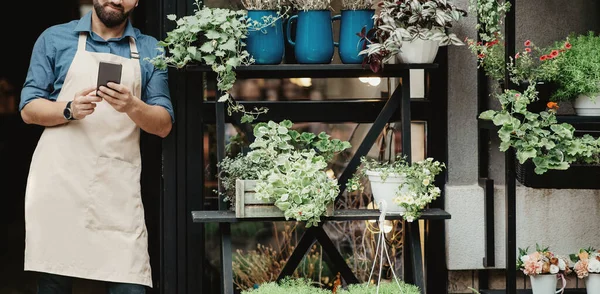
[[71, 87, 102, 119], [97, 82, 140, 114]]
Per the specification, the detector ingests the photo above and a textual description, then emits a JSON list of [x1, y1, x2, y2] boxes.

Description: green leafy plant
[[337, 281, 421, 294], [216, 120, 352, 226], [465, 0, 510, 81], [479, 84, 600, 174], [241, 277, 331, 294], [147, 1, 269, 123], [347, 155, 445, 222], [359, 0, 467, 72], [551, 31, 600, 102]]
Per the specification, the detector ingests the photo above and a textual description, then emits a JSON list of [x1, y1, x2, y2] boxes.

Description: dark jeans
[[37, 273, 146, 294]]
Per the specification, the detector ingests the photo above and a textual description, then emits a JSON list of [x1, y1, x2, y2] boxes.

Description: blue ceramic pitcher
[[246, 10, 285, 65], [336, 9, 375, 64], [287, 10, 338, 64]]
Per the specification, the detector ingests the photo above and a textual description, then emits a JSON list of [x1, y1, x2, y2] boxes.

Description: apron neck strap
[[77, 33, 87, 51], [129, 38, 139, 60], [77, 32, 140, 60]]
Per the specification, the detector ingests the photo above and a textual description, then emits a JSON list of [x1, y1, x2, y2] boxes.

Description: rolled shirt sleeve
[[143, 64, 174, 123], [20, 31, 56, 111]]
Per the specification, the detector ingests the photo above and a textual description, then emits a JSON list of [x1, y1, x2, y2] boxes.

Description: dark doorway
[[0, 1, 163, 293]]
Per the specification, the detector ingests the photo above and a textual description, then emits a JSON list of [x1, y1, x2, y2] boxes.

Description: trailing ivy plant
[[479, 83, 600, 174], [147, 0, 268, 123]]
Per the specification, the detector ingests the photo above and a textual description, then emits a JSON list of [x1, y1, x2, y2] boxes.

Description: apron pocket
[[86, 156, 143, 233]]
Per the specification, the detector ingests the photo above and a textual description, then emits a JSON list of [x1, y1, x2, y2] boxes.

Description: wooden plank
[[192, 208, 451, 223], [235, 179, 334, 218]]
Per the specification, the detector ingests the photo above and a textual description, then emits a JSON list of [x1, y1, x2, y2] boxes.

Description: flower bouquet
[[571, 247, 600, 294], [517, 244, 571, 294]]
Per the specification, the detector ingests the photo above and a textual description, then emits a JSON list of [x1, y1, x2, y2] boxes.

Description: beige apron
[[24, 32, 152, 287]]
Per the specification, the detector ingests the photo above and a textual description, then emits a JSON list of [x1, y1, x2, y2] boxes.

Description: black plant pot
[[515, 159, 600, 189], [499, 81, 558, 113]]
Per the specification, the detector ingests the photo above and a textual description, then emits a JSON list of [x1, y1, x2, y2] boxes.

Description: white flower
[[406, 215, 415, 222], [550, 264, 559, 274], [423, 168, 430, 175], [422, 179, 430, 186], [558, 258, 566, 271], [588, 258, 600, 273], [521, 255, 530, 263]]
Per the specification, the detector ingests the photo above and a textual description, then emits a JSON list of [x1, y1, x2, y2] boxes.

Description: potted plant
[[337, 282, 420, 294], [243, 0, 291, 64], [216, 120, 351, 227], [347, 155, 445, 222], [551, 31, 600, 116], [517, 244, 571, 294], [571, 247, 600, 294], [334, 0, 375, 64], [358, 0, 466, 71], [147, 0, 268, 123]]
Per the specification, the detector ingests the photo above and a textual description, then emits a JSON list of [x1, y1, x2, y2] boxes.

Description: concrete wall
[[446, 0, 600, 271]]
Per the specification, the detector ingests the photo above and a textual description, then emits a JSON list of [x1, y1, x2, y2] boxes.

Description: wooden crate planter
[[515, 159, 600, 189], [235, 179, 334, 218]]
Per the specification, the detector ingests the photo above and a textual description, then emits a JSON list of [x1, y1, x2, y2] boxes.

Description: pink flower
[[523, 259, 542, 276], [574, 260, 589, 279], [524, 40, 532, 46]]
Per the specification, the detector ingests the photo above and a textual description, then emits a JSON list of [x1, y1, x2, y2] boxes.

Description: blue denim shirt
[[20, 11, 174, 123]]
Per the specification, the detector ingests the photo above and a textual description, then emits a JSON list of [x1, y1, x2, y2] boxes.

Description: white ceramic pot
[[574, 94, 600, 116], [585, 273, 600, 294], [365, 170, 407, 215], [396, 38, 440, 64], [529, 274, 558, 294]]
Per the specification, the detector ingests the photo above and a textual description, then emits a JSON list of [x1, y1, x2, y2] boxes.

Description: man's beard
[[93, 1, 131, 28]]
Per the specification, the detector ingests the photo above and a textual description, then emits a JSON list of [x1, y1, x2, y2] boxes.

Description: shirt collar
[[74, 10, 137, 41]]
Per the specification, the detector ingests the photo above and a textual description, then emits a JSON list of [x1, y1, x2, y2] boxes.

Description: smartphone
[[96, 61, 122, 95]]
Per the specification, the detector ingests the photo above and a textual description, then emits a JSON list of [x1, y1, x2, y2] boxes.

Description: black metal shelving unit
[[476, 1, 600, 293], [184, 63, 450, 294]]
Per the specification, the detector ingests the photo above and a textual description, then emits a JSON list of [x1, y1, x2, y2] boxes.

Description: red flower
[[525, 47, 532, 53], [540, 55, 547, 61], [524, 40, 532, 46], [565, 42, 572, 49], [515, 53, 520, 59], [478, 53, 486, 59], [550, 50, 559, 57]]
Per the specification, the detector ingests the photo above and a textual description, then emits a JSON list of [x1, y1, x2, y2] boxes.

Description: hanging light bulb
[[358, 77, 381, 86], [382, 220, 393, 233], [367, 77, 381, 86]]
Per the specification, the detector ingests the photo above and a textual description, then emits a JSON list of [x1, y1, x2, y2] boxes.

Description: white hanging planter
[[365, 170, 407, 215], [529, 274, 558, 294], [585, 273, 600, 294], [396, 38, 440, 64], [574, 94, 600, 116]]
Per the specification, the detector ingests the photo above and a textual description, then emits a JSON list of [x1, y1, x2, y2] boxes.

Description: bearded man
[[20, 0, 174, 292]]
